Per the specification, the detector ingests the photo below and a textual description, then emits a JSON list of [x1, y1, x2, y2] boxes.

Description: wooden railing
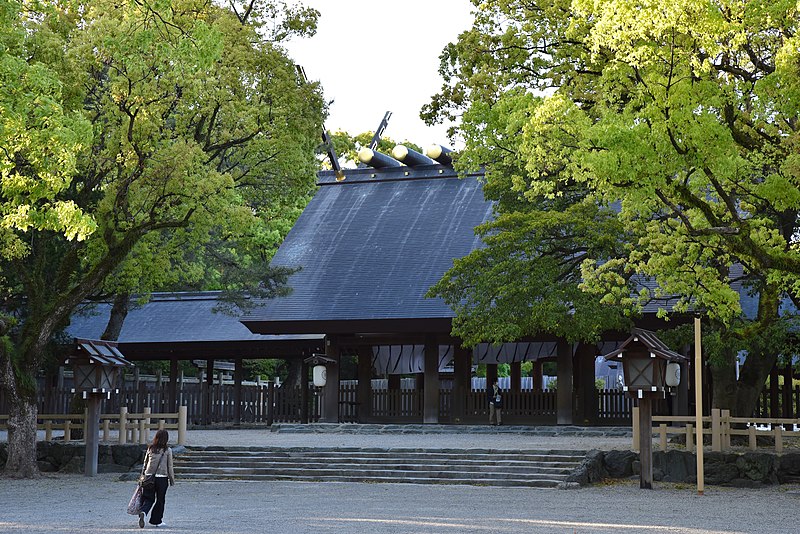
[[0, 406, 187, 445], [371, 389, 422, 420], [633, 407, 799, 453]]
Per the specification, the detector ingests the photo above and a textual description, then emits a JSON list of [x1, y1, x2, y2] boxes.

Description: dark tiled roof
[[67, 292, 322, 344], [68, 293, 253, 342], [242, 165, 494, 333]]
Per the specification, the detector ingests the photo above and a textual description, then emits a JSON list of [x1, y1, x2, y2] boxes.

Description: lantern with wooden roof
[[66, 338, 132, 399], [66, 338, 133, 477], [603, 328, 687, 399], [602, 328, 687, 490]]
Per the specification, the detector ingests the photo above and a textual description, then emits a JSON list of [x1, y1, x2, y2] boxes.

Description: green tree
[[424, 0, 800, 416], [0, 0, 323, 477]]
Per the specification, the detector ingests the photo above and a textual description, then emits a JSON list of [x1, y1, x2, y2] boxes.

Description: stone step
[[183, 447, 586, 461], [269, 423, 631, 438], [174, 465, 572, 479], [175, 458, 580, 471], [172, 446, 587, 487], [179, 452, 583, 464], [175, 472, 565, 487], [189, 445, 587, 455], [174, 463, 575, 476]]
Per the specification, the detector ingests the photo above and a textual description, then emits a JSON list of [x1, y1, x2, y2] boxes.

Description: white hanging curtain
[[473, 342, 559, 364], [372, 345, 455, 375]]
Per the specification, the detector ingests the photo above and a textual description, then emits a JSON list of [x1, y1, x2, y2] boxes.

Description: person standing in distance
[[138, 429, 175, 528], [489, 379, 503, 426]]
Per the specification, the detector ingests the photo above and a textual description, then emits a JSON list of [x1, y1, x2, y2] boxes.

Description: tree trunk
[[708, 341, 778, 418], [735, 350, 777, 418], [1, 355, 40, 478], [101, 292, 130, 341], [709, 351, 738, 411], [285, 358, 302, 389]]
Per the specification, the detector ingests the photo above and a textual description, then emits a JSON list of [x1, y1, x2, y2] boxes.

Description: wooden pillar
[[84, 395, 101, 477], [770, 365, 779, 419], [267, 380, 276, 426], [415, 372, 424, 390], [234, 359, 243, 425], [133, 367, 141, 413], [388, 374, 401, 391], [452, 345, 471, 423], [205, 358, 214, 425], [321, 337, 340, 423], [675, 349, 690, 417], [783, 364, 793, 424], [301, 360, 309, 424], [357, 348, 372, 423], [556, 340, 574, 425], [532, 360, 543, 390], [638, 395, 653, 489], [510, 362, 522, 392], [168, 358, 178, 413], [486, 364, 498, 393], [575, 343, 596, 424], [423, 337, 440, 423]]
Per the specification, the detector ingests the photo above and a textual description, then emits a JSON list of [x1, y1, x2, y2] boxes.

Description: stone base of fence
[[0, 442, 165, 474], [569, 449, 800, 487]]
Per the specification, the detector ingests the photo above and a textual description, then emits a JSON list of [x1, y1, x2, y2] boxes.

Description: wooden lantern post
[[603, 329, 688, 489], [66, 339, 132, 477]]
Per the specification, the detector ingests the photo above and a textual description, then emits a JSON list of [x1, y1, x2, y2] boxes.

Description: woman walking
[[138, 429, 175, 528]]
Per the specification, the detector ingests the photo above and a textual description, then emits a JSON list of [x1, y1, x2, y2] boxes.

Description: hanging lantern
[[313, 365, 327, 387]]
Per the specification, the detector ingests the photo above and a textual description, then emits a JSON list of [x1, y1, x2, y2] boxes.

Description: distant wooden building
[[65, 292, 323, 424], [240, 158, 687, 425], [63, 160, 694, 426]]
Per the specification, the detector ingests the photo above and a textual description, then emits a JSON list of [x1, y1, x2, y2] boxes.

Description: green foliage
[[0, 0, 324, 475], [243, 359, 286, 381], [595, 378, 606, 390], [497, 363, 510, 377], [0, 0, 95, 260], [1, 0, 324, 329], [425, 0, 800, 349], [475, 363, 485, 378]]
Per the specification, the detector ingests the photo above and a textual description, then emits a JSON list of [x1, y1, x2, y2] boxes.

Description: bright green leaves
[[1, 0, 323, 310], [1, 0, 95, 258], [429, 200, 629, 346], [426, 0, 800, 345]]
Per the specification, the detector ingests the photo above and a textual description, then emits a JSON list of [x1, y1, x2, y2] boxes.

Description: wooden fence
[[755, 384, 800, 420], [633, 407, 799, 454], [7, 380, 796, 427], [0, 406, 187, 445]]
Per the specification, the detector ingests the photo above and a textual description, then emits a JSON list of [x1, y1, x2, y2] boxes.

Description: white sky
[[284, 0, 475, 149]]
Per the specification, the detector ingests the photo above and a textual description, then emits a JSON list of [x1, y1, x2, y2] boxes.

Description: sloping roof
[[602, 328, 687, 362], [66, 292, 323, 360], [68, 338, 133, 367], [242, 164, 494, 334]]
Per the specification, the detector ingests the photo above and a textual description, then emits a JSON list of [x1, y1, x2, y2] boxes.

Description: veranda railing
[[0, 406, 187, 445], [632, 407, 799, 454]]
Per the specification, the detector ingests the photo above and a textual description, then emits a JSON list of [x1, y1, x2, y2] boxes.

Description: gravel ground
[[1, 473, 798, 533], [2, 429, 799, 533], [184, 428, 634, 451]]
